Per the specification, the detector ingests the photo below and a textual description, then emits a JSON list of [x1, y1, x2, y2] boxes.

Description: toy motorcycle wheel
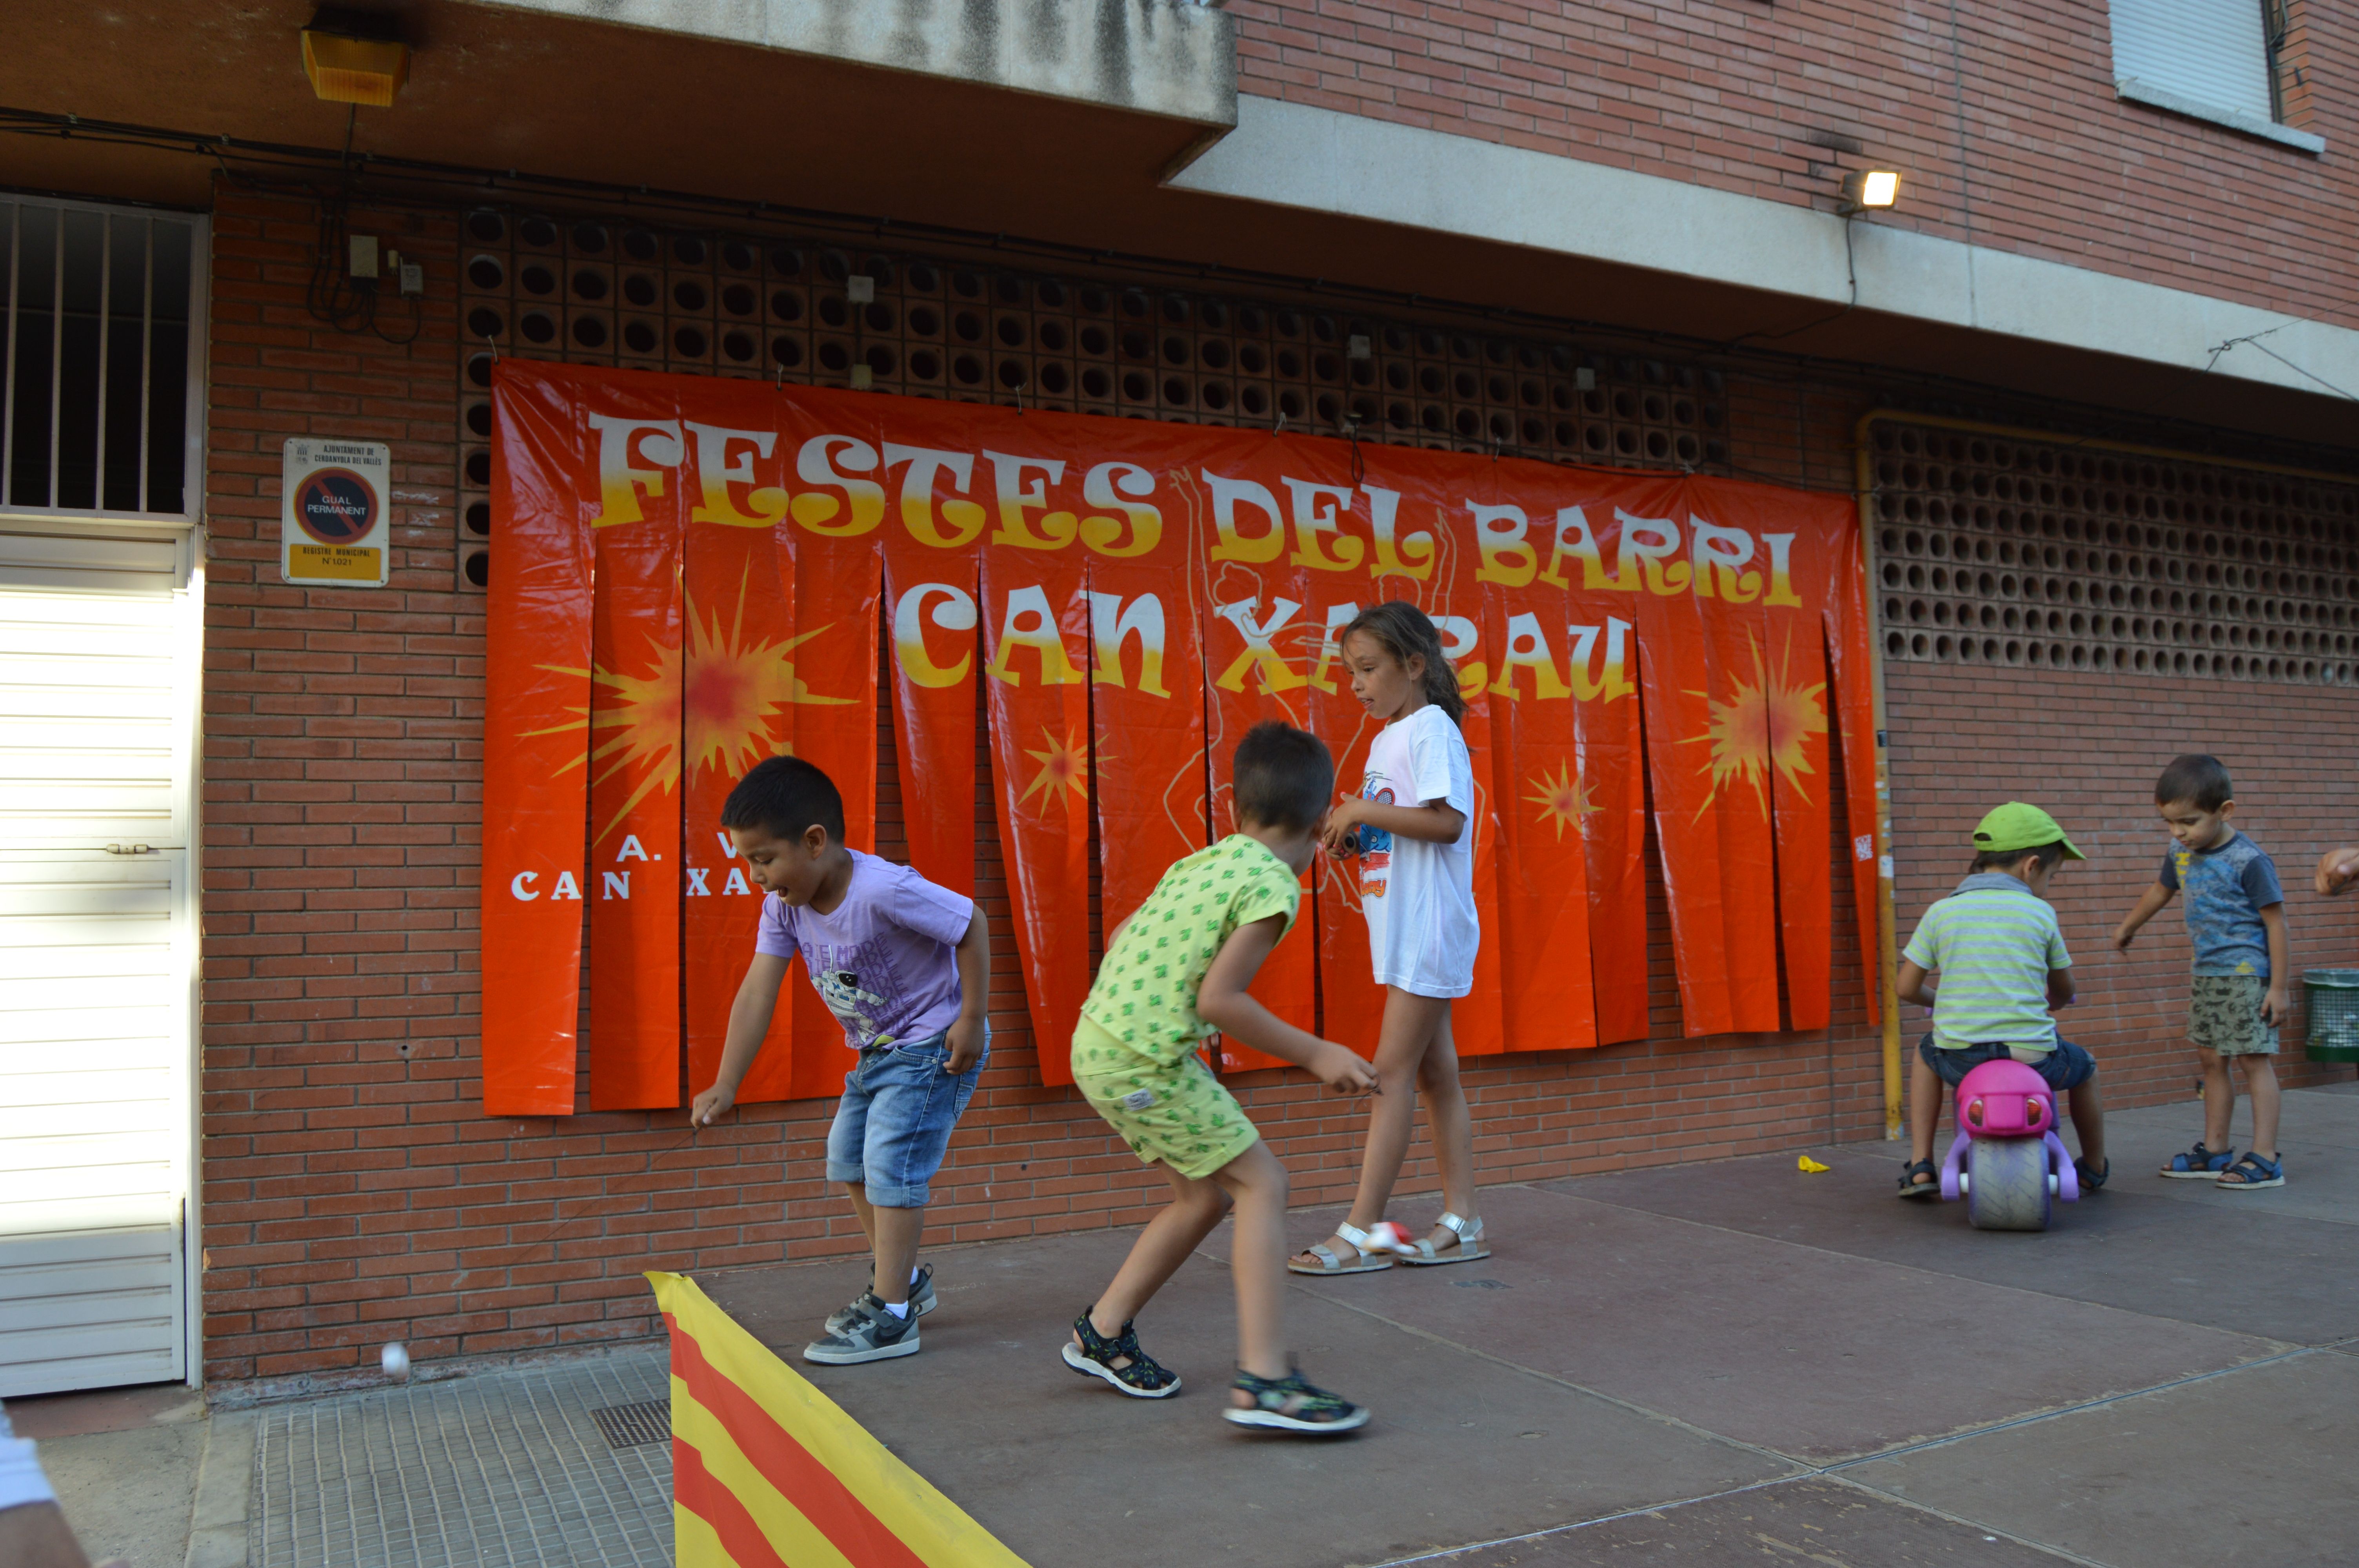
[[1965, 1136, 2051, 1231]]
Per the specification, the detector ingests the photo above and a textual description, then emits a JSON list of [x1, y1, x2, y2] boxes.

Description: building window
[[1, 198, 206, 522], [2107, 0, 2324, 151]]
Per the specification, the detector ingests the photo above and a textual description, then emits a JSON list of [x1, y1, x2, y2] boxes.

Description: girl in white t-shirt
[[1290, 601, 1490, 1275]]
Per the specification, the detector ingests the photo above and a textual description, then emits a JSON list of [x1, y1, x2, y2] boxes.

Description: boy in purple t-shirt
[[691, 757, 990, 1365]]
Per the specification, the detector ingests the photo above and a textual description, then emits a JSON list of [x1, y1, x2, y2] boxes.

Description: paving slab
[[3, 1380, 204, 1440], [1843, 1349, 2359, 1568], [1401, 1478, 2077, 1566], [1207, 1185, 2275, 1463], [34, 1416, 208, 1568], [1545, 1143, 2358, 1346], [2100, 1086, 2359, 1219], [698, 1226, 1791, 1568], [7, 1381, 210, 1568]]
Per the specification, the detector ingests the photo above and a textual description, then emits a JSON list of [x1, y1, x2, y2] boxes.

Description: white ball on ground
[[381, 1342, 410, 1378]]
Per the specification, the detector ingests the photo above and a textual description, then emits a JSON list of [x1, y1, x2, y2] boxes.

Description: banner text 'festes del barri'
[[482, 361, 1880, 1116]]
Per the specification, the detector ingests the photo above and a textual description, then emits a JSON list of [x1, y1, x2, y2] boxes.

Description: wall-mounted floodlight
[[302, 9, 409, 105], [1839, 170, 1901, 215]]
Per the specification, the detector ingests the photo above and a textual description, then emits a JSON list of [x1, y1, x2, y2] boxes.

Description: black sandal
[[2074, 1155, 2110, 1192], [1227, 1367, 1378, 1434], [1897, 1158, 1939, 1200], [1062, 1308, 1181, 1398], [1224, 1367, 1369, 1434]]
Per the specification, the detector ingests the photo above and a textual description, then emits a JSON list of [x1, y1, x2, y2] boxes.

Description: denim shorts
[[824, 1026, 986, 1207], [1919, 1034, 2095, 1091]]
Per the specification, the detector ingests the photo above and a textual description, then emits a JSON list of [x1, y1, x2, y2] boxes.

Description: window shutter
[[2109, 0, 2275, 122]]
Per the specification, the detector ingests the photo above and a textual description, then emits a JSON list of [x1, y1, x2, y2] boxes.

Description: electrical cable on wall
[[300, 105, 423, 345]]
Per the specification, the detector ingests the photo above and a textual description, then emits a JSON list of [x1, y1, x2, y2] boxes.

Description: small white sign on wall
[[281, 439, 392, 586]]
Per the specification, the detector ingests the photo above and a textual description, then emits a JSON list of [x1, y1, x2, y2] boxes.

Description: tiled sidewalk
[[24, 1082, 2356, 1566]]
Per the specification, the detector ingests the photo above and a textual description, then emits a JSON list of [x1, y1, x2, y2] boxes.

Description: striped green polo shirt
[[1901, 873, 2073, 1052]]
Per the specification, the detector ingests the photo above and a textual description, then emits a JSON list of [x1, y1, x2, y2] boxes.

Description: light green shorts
[[1071, 1016, 1261, 1180]]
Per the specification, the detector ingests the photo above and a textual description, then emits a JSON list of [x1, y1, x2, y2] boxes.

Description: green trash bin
[[2303, 969, 2359, 1063]]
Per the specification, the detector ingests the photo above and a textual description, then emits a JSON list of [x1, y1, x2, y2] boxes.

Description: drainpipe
[[1854, 416, 1905, 1139]]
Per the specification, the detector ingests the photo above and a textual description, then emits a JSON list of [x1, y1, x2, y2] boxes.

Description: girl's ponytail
[[1340, 600, 1465, 726]]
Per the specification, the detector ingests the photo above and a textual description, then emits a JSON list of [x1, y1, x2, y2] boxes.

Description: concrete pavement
[[700, 1081, 2355, 1567], [16, 1080, 2353, 1566]]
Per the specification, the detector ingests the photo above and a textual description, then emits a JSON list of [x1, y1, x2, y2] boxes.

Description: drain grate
[[592, 1399, 672, 1450], [1454, 1278, 1512, 1290], [253, 1349, 674, 1567]]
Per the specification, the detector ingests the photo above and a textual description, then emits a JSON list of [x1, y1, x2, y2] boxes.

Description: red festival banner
[[1427, 513, 1508, 1060], [1301, 496, 1388, 1066], [1201, 464, 1322, 1070], [880, 444, 985, 897], [678, 414, 812, 1107], [980, 507, 1093, 1086], [484, 362, 1877, 1112], [1789, 493, 1885, 1023], [1576, 612, 1650, 1044], [1087, 505, 1211, 961], [1474, 491, 1600, 1055], [585, 417, 687, 1111], [482, 368, 595, 1115], [785, 493, 882, 1102]]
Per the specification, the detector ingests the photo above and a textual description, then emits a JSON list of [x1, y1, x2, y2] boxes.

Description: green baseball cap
[[1973, 802, 2085, 860]]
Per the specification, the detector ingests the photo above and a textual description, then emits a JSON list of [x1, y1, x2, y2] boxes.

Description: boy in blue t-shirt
[[2113, 754, 2290, 1190]]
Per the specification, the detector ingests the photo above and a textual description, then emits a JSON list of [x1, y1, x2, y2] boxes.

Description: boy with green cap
[[1893, 802, 2110, 1198]]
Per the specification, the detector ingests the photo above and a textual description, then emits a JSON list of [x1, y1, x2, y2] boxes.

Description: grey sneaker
[[803, 1295, 920, 1365], [825, 1265, 935, 1335]]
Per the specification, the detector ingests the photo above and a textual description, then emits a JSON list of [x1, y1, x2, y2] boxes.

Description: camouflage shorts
[[2188, 973, 2279, 1056]]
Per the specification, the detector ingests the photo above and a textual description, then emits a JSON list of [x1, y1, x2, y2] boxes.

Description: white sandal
[[1397, 1211, 1490, 1266], [1287, 1220, 1397, 1275]]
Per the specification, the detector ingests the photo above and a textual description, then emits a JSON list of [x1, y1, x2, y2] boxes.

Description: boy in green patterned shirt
[[1062, 722, 1379, 1434]]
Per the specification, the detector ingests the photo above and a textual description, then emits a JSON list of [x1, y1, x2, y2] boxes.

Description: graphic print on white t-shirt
[[1358, 778, 1395, 899]]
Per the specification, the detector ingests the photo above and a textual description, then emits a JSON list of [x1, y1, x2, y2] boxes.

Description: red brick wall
[[1230, 0, 2359, 328], [1885, 664, 2359, 1107], [194, 183, 2346, 1393]]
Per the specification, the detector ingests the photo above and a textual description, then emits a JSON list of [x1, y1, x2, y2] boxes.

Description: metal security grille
[[0, 198, 203, 521], [589, 1400, 671, 1450], [451, 209, 1728, 591], [1866, 419, 2359, 684]]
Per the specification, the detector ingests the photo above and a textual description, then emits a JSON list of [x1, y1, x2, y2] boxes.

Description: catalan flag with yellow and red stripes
[[649, 1272, 1032, 1568]]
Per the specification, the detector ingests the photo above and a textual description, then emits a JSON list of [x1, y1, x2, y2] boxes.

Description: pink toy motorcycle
[[1937, 1058, 2079, 1230]]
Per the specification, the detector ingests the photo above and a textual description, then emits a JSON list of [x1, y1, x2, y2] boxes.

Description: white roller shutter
[[2110, 0, 2275, 123], [0, 526, 200, 1397]]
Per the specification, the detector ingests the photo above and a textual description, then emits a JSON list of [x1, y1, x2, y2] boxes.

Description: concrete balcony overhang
[[5, 4, 2350, 452], [0, 0, 1236, 227]]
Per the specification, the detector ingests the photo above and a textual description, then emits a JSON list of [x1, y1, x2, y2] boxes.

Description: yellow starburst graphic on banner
[[1019, 727, 1090, 818], [1525, 760, 1596, 842], [524, 566, 854, 844], [683, 573, 852, 781], [1681, 629, 1827, 817]]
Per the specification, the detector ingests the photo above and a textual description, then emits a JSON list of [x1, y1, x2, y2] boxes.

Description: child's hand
[[2110, 923, 2136, 952], [1309, 1042, 1379, 1096], [944, 1015, 986, 1074], [1320, 799, 1364, 858], [690, 1083, 736, 1129], [2316, 846, 2359, 896], [2263, 985, 2288, 1026]]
